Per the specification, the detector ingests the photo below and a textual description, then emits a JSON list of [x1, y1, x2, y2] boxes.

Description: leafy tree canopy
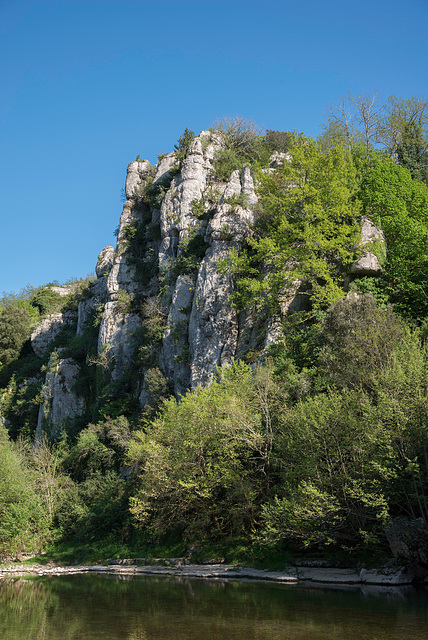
[[358, 151, 428, 317], [220, 136, 362, 313]]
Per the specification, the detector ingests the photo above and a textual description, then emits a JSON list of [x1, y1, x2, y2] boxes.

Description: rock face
[[98, 306, 142, 382], [31, 311, 77, 356], [78, 132, 266, 405], [31, 131, 389, 435], [95, 246, 115, 278], [35, 352, 85, 441], [50, 285, 78, 297], [385, 518, 428, 568]]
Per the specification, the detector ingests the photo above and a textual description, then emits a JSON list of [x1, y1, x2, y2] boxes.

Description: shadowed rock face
[[32, 132, 384, 434], [385, 517, 428, 565], [35, 352, 85, 442], [384, 517, 428, 583]]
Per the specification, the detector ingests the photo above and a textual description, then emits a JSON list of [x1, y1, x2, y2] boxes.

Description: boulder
[[350, 216, 386, 276], [95, 246, 115, 278]]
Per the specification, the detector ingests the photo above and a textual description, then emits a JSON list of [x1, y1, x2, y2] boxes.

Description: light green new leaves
[[128, 361, 284, 540], [220, 137, 362, 313]]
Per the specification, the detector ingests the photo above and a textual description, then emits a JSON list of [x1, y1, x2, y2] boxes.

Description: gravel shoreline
[[1, 560, 425, 588]]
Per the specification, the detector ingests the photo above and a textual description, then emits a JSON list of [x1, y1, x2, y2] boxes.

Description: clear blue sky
[[1, 0, 427, 294]]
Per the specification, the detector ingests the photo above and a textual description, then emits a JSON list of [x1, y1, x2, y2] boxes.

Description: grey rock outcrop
[[50, 285, 78, 297], [162, 274, 194, 395], [35, 352, 85, 441], [101, 131, 303, 395], [97, 306, 142, 382], [31, 311, 77, 356], [76, 248, 113, 335], [96, 158, 157, 380], [350, 216, 386, 276], [185, 164, 257, 387], [154, 152, 177, 182], [189, 244, 239, 387], [96, 246, 115, 278], [269, 151, 291, 169], [76, 276, 108, 336], [125, 159, 152, 200]]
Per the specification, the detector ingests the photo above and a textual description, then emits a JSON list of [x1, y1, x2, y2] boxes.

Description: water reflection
[[0, 573, 427, 640]]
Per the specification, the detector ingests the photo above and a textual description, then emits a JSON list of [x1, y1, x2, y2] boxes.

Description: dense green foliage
[[0, 425, 48, 556], [358, 151, 428, 317], [128, 362, 282, 539]]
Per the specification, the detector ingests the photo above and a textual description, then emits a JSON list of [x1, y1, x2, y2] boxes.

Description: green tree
[[0, 425, 47, 557], [0, 301, 38, 367], [262, 386, 393, 548], [66, 416, 131, 481], [174, 127, 196, 162], [377, 95, 428, 175], [128, 361, 284, 540], [395, 120, 428, 184], [317, 293, 406, 393], [29, 286, 63, 315], [358, 151, 428, 318], [261, 297, 428, 550], [220, 137, 361, 313], [373, 334, 428, 522]]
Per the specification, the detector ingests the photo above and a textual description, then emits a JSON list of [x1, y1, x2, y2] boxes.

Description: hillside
[[1, 114, 428, 576]]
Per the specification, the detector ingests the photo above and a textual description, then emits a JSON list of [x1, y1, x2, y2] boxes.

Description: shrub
[[174, 128, 196, 163], [116, 290, 133, 315], [265, 129, 293, 153], [30, 286, 63, 315], [212, 116, 270, 179], [141, 296, 167, 343], [0, 425, 48, 557], [317, 293, 405, 392], [173, 227, 209, 275]]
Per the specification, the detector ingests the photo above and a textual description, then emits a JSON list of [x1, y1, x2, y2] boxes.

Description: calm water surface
[[0, 573, 427, 640]]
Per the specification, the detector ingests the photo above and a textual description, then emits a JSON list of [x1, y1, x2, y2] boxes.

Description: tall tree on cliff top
[[378, 95, 428, 184], [322, 92, 385, 154], [323, 93, 428, 185]]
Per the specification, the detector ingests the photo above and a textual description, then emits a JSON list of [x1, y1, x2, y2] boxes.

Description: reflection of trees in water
[[0, 578, 54, 640], [0, 578, 98, 640], [0, 575, 427, 640]]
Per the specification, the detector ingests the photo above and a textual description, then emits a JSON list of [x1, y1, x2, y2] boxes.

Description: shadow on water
[[0, 573, 427, 640]]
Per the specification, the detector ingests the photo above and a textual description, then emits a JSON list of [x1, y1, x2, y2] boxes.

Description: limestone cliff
[[31, 130, 386, 436]]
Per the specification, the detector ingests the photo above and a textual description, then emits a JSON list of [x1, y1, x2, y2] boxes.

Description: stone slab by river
[[0, 559, 424, 587]]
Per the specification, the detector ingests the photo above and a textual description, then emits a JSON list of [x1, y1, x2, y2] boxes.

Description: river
[[0, 573, 427, 639]]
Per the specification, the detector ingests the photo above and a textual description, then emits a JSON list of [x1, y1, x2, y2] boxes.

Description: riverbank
[[1, 559, 426, 587]]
